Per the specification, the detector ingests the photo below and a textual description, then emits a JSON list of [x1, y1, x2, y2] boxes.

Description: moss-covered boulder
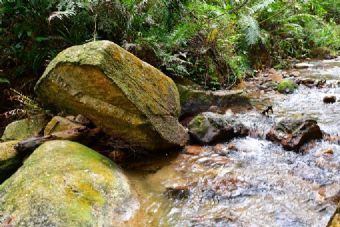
[[0, 140, 139, 227], [277, 79, 298, 94], [1, 115, 48, 141], [0, 141, 22, 182], [35, 41, 188, 151]]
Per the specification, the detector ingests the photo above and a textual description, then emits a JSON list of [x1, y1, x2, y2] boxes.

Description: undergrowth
[[1, 0, 340, 90]]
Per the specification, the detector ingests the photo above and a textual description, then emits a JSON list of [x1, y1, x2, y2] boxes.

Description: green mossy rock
[[35, 41, 188, 151], [277, 79, 298, 94], [188, 112, 249, 144], [0, 140, 139, 227], [0, 141, 22, 182], [1, 115, 48, 141]]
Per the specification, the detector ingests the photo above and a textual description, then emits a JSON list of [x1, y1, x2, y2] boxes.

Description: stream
[[126, 58, 340, 227]]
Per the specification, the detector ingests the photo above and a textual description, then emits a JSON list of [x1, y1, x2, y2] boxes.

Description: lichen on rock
[[0, 140, 21, 182], [35, 41, 188, 151], [0, 140, 139, 227], [1, 115, 47, 141]]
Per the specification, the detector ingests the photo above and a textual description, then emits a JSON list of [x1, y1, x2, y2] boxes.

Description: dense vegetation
[[1, 0, 340, 90]]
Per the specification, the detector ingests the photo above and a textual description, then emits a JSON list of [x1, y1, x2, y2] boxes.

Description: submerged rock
[[188, 112, 249, 144], [0, 141, 21, 182], [0, 140, 139, 227], [177, 84, 251, 117], [1, 115, 47, 141], [266, 119, 323, 150], [35, 40, 188, 151]]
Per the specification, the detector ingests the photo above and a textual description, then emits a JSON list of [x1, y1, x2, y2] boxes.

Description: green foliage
[[1, 0, 340, 90]]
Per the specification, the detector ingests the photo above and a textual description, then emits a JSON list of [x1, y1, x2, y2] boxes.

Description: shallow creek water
[[126, 58, 340, 227]]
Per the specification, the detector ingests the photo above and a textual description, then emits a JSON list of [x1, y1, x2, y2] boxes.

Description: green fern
[[239, 14, 261, 45]]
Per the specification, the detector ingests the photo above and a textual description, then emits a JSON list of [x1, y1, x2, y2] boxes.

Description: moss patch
[[188, 115, 209, 137], [35, 41, 188, 151], [277, 79, 298, 94], [0, 140, 139, 227], [1, 115, 47, 141]]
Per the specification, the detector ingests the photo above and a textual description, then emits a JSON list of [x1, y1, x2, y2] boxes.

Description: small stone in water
[[323, 96, 336, 104], [165, 185, 190, 200], [227, 143, 238, 151], [184, 145, 206, 155]]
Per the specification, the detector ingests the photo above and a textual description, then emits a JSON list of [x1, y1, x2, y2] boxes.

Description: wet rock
[[184, 145, 207, 155], [165, 185, 190, 200], [289, 71, 300, 77], [0, 140, 139, 227], [268, 69, 283, 82], [277, 79, 298, 94], [0, 141, 21, 182], [227, 143, 238, 151], [177, 84, 251, 118], [74, 114, 91, 125], [315, 148, 334, 157], [188, 112, 249, 145], [296, 78, 315, 87], [295, 63, 314, 69], [44, 116, 84, 135], [266, 119, 323, 150], [35, 40, 188, 151], [207, 105, 224, 114], [1, 115, 48, 141], [323, 96, 336, 104]]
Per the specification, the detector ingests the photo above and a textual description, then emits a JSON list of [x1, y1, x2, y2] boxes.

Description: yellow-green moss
[[1, 115, 48, 141], [35, 41, 188, 151], [0, 141, 22, 182], [0, 140, 139, 227], [188, 114, 209, 137], [277, 79, 298, 94]]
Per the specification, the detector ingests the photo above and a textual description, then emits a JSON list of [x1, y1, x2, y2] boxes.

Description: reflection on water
[[126, 58, 340, 227]]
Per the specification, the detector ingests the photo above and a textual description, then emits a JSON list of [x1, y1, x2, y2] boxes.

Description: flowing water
[[126, 58, 340, 227]]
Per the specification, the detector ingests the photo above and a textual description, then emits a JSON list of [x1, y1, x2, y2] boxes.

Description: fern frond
[[239, 14, 261, 45], [249, 0, 275, 14], [48, 10, 76, 23]]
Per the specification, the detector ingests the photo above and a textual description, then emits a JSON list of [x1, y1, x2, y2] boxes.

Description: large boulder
[[0, 140, 139, 227], [266, 119, 323, 150], [188, 112, 249, 144], [35, 41, 188, 151]]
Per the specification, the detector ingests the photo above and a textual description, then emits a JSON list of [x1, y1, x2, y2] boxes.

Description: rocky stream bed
[[125, 57, 340, 227]]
